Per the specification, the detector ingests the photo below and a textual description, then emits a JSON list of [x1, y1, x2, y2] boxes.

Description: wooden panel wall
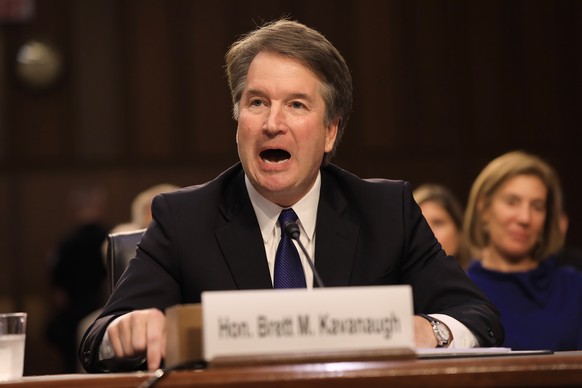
[[0, 0, 581, 374]]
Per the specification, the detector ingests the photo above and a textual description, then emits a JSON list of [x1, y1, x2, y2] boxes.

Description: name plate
[[202, 285, 413, 362]]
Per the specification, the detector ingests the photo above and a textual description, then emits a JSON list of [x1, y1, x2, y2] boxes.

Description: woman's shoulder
[[544, 258, 582, 291]]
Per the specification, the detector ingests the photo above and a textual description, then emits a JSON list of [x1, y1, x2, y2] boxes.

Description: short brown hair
[[225, 19, 353, 164], [463, 151, 564, 261]]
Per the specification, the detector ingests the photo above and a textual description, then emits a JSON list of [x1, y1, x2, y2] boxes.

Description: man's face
[[236, 51, 338, 207]]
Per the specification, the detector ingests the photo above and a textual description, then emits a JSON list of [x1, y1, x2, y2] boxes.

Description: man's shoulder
[[148, 163, 246, 222], [162, 163, 244, 201], [322, 164, 408, 194], [319, 164, 414, 217]]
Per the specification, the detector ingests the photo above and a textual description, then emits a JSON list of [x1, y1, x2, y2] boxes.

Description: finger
[[146, 310, 166, 371], [130, 311, 148, 355], [160, 323, 167, 360], [107, 321, 125, 357], [120, 313, 141, 356], [108, 314, 139, 357]]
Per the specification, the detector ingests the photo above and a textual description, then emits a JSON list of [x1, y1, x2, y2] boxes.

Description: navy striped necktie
[[273, 208, 306, 288]]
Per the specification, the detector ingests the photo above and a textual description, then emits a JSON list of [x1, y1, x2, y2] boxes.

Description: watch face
[[434, 321, 451, 345], [436, 325, 450, 341], [420, 315, 452, 347]]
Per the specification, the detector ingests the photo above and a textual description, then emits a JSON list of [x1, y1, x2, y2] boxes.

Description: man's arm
[[398, 181, 504, 347], [106, 309, 166, 371]]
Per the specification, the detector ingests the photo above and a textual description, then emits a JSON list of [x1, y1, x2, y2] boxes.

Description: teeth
[[260, 149, 290, 164], [263, 158, 289, 164]]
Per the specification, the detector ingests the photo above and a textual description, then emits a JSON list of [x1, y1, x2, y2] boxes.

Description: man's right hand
[[106, 308, 167, 371]]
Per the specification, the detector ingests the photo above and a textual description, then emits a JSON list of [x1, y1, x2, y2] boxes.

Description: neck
[[480, 247, 539, 272]]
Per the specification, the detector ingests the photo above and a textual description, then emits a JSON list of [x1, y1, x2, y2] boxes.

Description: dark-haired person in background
[[46, 185, 109, 372], [413, 183, 469, 268]]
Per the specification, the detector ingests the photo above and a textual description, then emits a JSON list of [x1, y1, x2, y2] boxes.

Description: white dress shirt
[[245, 173, 320, 289]]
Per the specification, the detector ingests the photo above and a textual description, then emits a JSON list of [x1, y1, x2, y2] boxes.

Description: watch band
[[418, 314, 452, 348]]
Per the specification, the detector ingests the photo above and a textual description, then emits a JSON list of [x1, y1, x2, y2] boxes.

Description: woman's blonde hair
[[463, 151, 564, 261]]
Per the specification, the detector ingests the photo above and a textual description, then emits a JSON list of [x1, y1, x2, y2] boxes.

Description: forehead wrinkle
[[243, 88, 267, 98]]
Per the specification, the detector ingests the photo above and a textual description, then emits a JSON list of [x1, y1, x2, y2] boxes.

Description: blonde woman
[[464, 151, 582, 351]]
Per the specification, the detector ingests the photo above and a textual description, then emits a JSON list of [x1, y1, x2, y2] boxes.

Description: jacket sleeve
[[399, 181, 504, 346], [78, 314, 147, 372]]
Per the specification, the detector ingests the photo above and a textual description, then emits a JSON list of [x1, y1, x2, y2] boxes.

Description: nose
[[263, 103, 286, 136], [516, 204, 532, 224]]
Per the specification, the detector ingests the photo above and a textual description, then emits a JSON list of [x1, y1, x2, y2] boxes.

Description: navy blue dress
[[467, 258, 582, 351]]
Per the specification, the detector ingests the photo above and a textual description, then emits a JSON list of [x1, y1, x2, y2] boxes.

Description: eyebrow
[[243, 88, 266, 98], [501, 193, 547, 203], [243, 89, 315, 102]]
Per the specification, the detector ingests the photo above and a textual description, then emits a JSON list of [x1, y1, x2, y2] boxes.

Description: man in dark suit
[[79, 19, 504, 372]]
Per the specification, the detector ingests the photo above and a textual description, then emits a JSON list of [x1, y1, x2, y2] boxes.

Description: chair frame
[[106, 228, 146, 293]]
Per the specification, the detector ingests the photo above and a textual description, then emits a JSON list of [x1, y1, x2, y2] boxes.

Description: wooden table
[[2, 352, 582, 387]]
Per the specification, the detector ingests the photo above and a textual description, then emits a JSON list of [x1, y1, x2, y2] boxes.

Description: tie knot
[[278, 208, 298, 229]]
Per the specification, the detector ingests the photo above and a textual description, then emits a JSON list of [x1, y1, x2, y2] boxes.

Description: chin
[[503, 250, 534, 263]]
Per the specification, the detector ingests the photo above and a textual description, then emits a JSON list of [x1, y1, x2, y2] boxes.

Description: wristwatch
[[418, 314, 452, 348]]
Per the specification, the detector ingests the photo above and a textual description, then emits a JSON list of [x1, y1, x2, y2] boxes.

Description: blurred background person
[[45, 184, 109, 373], [108, 183, 180, 234], [464, 150, 582, 351], [76, 183, 179, 371], [413, 183, 468, 267]]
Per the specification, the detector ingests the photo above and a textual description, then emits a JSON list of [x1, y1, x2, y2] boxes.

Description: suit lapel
[[314, 170, 360, 287], [213, 164, 359, 289], [214, 169, 273, 290]]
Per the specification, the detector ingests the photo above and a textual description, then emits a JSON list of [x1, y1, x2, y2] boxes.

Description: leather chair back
[[106, 229, 146, 293]]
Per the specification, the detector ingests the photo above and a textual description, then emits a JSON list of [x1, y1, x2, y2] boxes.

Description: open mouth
[[260, 149, 291, 164]]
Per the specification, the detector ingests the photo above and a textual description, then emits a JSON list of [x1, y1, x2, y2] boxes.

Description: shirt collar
[[245, 173, 321, 244]]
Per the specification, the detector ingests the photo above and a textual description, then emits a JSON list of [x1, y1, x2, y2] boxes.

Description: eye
[[503, 196, 519, 206], [532, 201, 546, 212], [431, 219, 445, 227], [290, 101, 305, 109], [250, 99, 264, 107]]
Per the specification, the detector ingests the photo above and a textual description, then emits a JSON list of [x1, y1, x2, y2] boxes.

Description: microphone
[[283, 222, 326, 288]]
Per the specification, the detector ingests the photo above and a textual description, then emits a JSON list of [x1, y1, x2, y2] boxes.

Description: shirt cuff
[[98, 331, 115, 361]]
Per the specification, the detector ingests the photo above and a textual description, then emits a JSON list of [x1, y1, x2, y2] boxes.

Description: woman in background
[[464, 150, 582, 351], [414, 184, 467, 266]]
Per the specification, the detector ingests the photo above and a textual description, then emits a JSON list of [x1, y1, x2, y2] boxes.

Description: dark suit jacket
[[79, 163, 504, 372]]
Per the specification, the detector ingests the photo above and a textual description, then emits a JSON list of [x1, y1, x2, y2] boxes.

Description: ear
[[324, 118, 340, 153]]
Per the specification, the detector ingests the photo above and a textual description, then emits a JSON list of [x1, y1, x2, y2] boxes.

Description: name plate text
[[202, 285, 413, 361]]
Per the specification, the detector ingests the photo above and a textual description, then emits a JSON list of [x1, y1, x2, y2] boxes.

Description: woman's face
[[482, 174, 547, 263], [420, 200, 461, 256]]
